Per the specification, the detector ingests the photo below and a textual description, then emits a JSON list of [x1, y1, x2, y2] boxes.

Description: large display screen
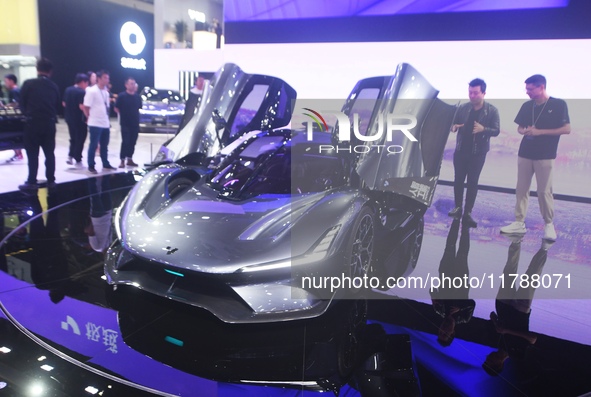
[[223, 0, 586, 44], [225, 0, 570, 21]]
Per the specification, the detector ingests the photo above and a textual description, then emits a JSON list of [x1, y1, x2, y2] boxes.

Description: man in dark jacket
[[18, 58, 61, 191], [63, 73, 89, 166], [448, 78, 500, 227]]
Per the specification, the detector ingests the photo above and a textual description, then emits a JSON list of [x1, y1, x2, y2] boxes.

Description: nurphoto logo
[[302, 108, 418, 155]]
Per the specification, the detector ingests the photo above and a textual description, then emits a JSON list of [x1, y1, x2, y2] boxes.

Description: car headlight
[[304, 225, 341, 262]]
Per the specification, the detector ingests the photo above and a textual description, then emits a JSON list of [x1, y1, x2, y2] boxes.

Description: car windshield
[[141, 88, 184, 103], [210, 135, 347, 199]]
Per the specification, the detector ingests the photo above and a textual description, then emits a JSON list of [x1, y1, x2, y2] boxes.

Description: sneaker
[[448, 206, 462, 218], [543, 223, 557, 241], [119, 160, 126, 168], [88, 167, 98, 174], [66, 157, 74, 165], [126, 158, 139, 167], [18, 182, 38, 191], [103, 165, 117, 170], [463, 213, 478, 228], [500, 221, 527, 234], [75, 161, 84, 168]]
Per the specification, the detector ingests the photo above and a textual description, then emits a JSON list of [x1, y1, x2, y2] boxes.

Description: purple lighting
[[224, 0, 570, 21]]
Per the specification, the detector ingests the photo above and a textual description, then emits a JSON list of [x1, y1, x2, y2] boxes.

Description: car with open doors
[[105, 63, 457, 323]]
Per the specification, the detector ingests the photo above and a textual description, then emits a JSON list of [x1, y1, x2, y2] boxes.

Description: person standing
[[500, 75, 570, 240], [115, 77, 142, 168], [83, 70, 116, 174], [448, 78, 500, 228], [18, 58, 61, 191], [4, 74, 24, 162], [63, 73, 89, 166]]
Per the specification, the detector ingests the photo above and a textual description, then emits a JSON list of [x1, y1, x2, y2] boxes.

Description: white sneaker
[[543, 223, 557, 241], [66, 157, 74, 165], [500, 221, 527, 234]]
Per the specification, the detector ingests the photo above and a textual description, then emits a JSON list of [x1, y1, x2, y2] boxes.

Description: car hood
[[118, 165, 348, 272], [153, 63, 297, 164]]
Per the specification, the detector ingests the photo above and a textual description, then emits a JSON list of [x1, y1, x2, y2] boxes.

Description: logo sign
[[303, 109, 418, 154], [120, 21, 147, 70]]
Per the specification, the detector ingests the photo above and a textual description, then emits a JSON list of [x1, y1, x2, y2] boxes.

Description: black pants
[[67, 120, 88, 162], [119, 125, 139, 160], [24, 120, 56, 184], [453, 151, 487, 213]]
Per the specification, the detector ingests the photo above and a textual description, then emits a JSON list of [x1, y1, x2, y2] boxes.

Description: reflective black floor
[[1, 175, 590, 396]]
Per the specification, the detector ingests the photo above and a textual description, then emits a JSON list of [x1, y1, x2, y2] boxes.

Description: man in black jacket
[[448, 78, 500, 227], [18, 58, 61, 191]]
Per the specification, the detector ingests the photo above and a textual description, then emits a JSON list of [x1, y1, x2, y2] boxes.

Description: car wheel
[[346, 207, 375, 289]]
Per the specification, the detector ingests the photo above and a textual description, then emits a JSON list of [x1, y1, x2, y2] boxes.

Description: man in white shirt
[[83, 70, 116, 174]]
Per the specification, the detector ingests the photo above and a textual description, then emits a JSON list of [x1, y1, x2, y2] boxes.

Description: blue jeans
[[87, 126, 111, 168]]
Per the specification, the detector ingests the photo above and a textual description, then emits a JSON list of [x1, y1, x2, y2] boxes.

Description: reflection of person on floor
[[26, 192, 72, 303], [431, 219, 476, 346], [448, 78, 500, 228], [483, 237, 554, 375], [84, 176, 113, 253]]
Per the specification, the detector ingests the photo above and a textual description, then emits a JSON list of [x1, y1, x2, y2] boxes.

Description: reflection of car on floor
[[139, 87, 185, 133], [0, 107, 25, 151], [105, 63, 457, 323], [111, 288, 420, 395]]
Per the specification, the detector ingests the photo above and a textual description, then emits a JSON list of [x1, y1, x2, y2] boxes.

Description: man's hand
[[473, 121, 485, 134], [451, 123, 464, 133], [525, 127, 542, 136], [518, 125, 533, 135]]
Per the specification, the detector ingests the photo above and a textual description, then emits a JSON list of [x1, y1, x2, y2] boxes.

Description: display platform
[[1, 174, 590, 396]]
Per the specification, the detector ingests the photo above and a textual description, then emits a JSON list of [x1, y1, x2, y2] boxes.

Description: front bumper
[[104, 242, 333, 323]]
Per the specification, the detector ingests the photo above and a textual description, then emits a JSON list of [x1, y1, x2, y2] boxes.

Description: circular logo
[[120, 21, 146, 56]]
